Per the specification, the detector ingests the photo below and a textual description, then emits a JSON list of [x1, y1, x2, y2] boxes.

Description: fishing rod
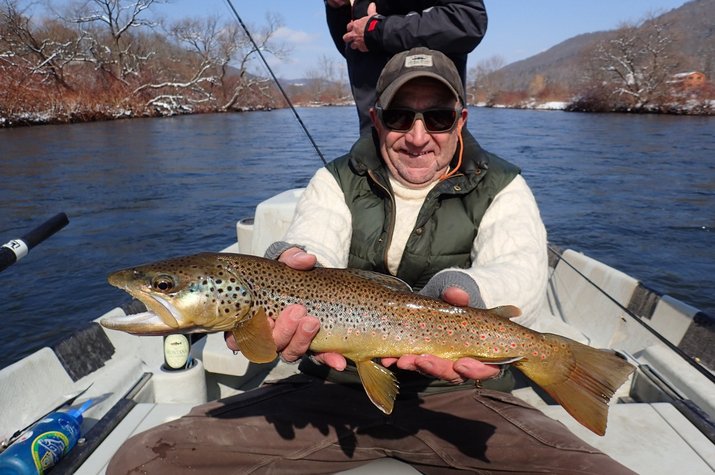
[[0, 213, 70, 273], [547, 245, 715, 383], [222, 0, 327, 165]]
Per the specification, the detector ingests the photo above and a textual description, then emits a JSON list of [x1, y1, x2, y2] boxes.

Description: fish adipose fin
[[356, 360, 400, 414], [515, 334, 634, 436], [488, 305, 521, 320], [231, 306, 277, 364], [341, 269, 413, 292]]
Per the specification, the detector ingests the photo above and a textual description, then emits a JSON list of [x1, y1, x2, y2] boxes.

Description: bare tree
[[527, 74, 547, 98], [302, 54, 348, 104], [69, 0, 162, 82], [133, 16, 227, 113], [0, 0, 84, 90], [0, 2, 298, 124], [218, 12, 287, 111], [469, 55, 506, 105], [590, 15, 681, 110]]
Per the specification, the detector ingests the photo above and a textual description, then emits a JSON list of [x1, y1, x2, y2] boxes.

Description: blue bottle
[[0, 400, 91, 474]]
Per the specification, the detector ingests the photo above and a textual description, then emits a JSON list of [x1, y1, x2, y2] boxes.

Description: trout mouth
[[101, 291, 182, 335], [104, 272, 184, 334], [138, 292, 181, 329]]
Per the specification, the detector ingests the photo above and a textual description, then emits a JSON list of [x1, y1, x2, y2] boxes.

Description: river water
[[0, 107, 713, 369]]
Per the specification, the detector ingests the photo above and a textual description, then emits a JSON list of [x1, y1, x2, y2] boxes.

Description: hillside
[[487, 0, 715, 96]]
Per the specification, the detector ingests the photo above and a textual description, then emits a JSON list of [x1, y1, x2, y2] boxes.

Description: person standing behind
[[324, 0, 487, 134]]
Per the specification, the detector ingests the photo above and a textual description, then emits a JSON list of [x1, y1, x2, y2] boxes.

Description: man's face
[[371, 78, 467, 189]]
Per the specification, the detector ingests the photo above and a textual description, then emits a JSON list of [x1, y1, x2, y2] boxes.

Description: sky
[[96, 0, 696, 79]]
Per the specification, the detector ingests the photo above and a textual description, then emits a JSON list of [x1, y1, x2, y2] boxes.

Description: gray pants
[[107, 374, 636, 474]]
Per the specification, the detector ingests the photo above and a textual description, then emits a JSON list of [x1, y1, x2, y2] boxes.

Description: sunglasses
[[376, 106, 462, 133]]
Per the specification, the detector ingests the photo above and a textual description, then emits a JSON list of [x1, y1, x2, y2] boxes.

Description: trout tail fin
[[515, 334, 634, 436]]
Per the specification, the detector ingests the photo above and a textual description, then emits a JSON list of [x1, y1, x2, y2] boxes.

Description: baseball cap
[[376, 47, 465, 108]]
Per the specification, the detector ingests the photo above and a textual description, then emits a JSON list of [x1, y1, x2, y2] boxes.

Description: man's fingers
[[279, 247, 317, 270], [275, 306, 320, 363], [442, 287, 470, 307], [270, 304, 305, 351], [390, 354, 502, 384], [224, 331, 238, 351], [453, 358, 501, 381], [312, 352, 348, 371], [413, 355, 463, 383], [279, 321, 319, 362]]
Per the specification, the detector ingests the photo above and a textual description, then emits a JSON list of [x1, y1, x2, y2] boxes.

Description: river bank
[[2, 96, 713, 129]]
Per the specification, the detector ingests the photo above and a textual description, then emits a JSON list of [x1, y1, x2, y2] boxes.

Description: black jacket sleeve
[[363, 0, 488, 55]]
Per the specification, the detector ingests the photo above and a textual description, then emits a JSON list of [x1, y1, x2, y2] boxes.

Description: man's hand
[[342, 2, 377, 52], [382, 355, 501, 384]]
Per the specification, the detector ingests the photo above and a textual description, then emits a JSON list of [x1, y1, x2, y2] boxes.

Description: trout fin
[[231, 306, 277, 364], [355, 360, 400, 415], [515, 334, 634, 436], [487, 305, 522, 320], [477, 356, 524, 365], [342, 269, 413, 292]]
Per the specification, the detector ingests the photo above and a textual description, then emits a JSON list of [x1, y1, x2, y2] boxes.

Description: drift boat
[[1, 189, 713, 474]]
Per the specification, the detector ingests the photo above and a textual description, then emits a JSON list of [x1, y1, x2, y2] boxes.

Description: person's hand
[[278, 246, 317, 270], [225, 247, 347, 371], [382, 354, 501, 384], [343, 2, 377, 52], [441, 286, 470, 307]]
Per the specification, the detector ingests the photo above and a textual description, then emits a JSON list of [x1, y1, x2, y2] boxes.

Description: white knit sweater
[[283, 167, 551, 330]]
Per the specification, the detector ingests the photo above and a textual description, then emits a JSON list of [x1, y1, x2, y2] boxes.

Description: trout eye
[[151, 275, 176, 293]]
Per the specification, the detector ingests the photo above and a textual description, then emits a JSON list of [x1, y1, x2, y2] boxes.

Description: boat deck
[[11, 331, 708, 475]]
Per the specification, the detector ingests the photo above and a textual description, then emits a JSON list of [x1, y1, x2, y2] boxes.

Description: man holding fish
[[107, 48, 635, 473]]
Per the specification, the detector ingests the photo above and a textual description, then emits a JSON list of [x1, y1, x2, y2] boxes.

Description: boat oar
[[0, 212, 69, 273]]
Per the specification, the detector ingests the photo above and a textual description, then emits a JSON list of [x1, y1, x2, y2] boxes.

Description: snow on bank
[[535, 101, 568, 110], [472, 101, 568, 111]]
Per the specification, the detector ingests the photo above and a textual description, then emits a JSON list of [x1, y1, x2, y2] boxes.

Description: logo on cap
[[404, 54, 433, 68]]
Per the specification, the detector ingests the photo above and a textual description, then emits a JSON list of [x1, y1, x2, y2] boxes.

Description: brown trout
[[102, 252, 634, 435]]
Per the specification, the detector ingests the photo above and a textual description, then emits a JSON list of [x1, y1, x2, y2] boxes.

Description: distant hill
[[489, 0, 715, 93]]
